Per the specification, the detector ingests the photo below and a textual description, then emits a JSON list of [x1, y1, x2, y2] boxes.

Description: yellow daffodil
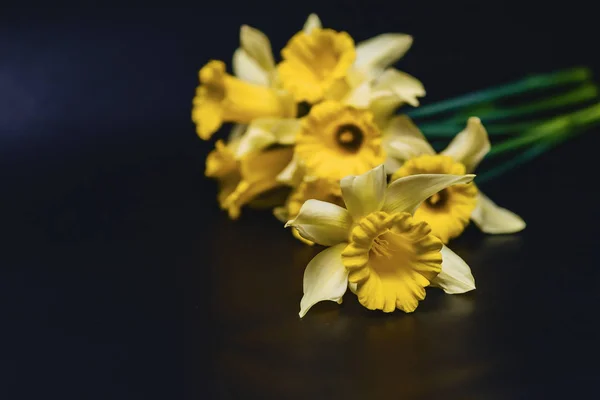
[[294, 101, 386, 181], [277, 14, 424, 106], [277, 27, 356, 103], [286, 165, 476, 317], [386, 116, 526, 243], [192, 60, 296, 140], [205, 133, 293, 219]]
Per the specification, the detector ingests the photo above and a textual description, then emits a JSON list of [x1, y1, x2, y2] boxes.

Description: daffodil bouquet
[[193, 14, 600, 316]]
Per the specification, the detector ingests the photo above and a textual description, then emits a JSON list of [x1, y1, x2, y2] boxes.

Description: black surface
[[2, 3, 599, 399]]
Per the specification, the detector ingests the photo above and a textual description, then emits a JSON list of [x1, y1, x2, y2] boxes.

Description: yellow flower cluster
[[193, 14, 526, 316], [194, 15, 423, 222]]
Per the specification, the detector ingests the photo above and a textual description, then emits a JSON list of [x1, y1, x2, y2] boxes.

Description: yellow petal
[[354, 34, 413, 79], [205, 140, 237, 178], [204, 140, 242, 212], [373, 68, 425, 107], [232, 48, 270, 85], [340, 165, 387, 219], [383, 115, 435, 162], [441, 117, 491, 172], [430, 245, 476, 294], [383, 173, 475, 215], [300, 244, 348, 318], [285, 199, 352, 246], [342, 81, 372, 108], [192, 90, 223, 140], [221, 147, 293, 219], [368, 91, 404, 126], [239, 25, 275, 74], [276, 156, 305, 187], [303, 13, 322, 34], [471, 192, 526, 234], [235, 118, 301, 158]]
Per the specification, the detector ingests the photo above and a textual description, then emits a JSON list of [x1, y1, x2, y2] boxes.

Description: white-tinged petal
[[373, 68, 425, 107], [383, 115, 435, 162], [383, 156, 403, 175], [340, 165, 387, 219], [303, 13, 322, 34], [240, 25, 275, 73], [369, 91, 403, 126], [430, 245, 475, 294], [300, 244, 349, 318], [276, 156, 305, 187], [354, 34, 413, 79], [348, 281, 358, 294], [471, 192, 526, 234], [232, 48, 270, 85], [383, 174, 475, 215], [441, 117, 491, 172], [343, 81, 372, 108], [235, 118, 300, 158], [228, 123, 247, 142], [285, 200, 353, 246]]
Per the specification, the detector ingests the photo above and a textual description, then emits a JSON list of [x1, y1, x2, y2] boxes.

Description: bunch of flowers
[[192, 14, 599, 317]]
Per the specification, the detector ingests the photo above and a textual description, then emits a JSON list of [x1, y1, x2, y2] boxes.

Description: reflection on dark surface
[[207, 214, 533, 398]]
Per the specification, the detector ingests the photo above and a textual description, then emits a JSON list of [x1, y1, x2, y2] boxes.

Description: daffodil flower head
[[295, 101, 386, 181], [192, 60, 296, 140], [286, 165, 477, 317], [205, 137, 293, 219], [392, 155, 478, 243], [385, 116, 526, 242], [278, 28, 356, 103]]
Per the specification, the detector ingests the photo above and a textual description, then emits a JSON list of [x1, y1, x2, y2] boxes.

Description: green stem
[[486, 102, 600, 159], [421, 100, 600, 140], [406, 67, 591, 119], [451, 83, 598, 124], [421, 121, 538, 137]]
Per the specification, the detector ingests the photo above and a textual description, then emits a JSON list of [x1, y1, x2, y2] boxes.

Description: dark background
[[1, 2, 599, 399]]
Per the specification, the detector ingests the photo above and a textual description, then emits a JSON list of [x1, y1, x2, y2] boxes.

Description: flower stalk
[[418, 83, 598, 137], [406, 67, 591, 120]]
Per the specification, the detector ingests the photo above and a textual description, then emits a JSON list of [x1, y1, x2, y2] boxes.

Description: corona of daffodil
[[295, 101, 386, 180], [386, 116, 526, 243], [286, 165, 477, 317]]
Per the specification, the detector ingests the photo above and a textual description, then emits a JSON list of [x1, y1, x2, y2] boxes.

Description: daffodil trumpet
[[286, 165, 477, 317]]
